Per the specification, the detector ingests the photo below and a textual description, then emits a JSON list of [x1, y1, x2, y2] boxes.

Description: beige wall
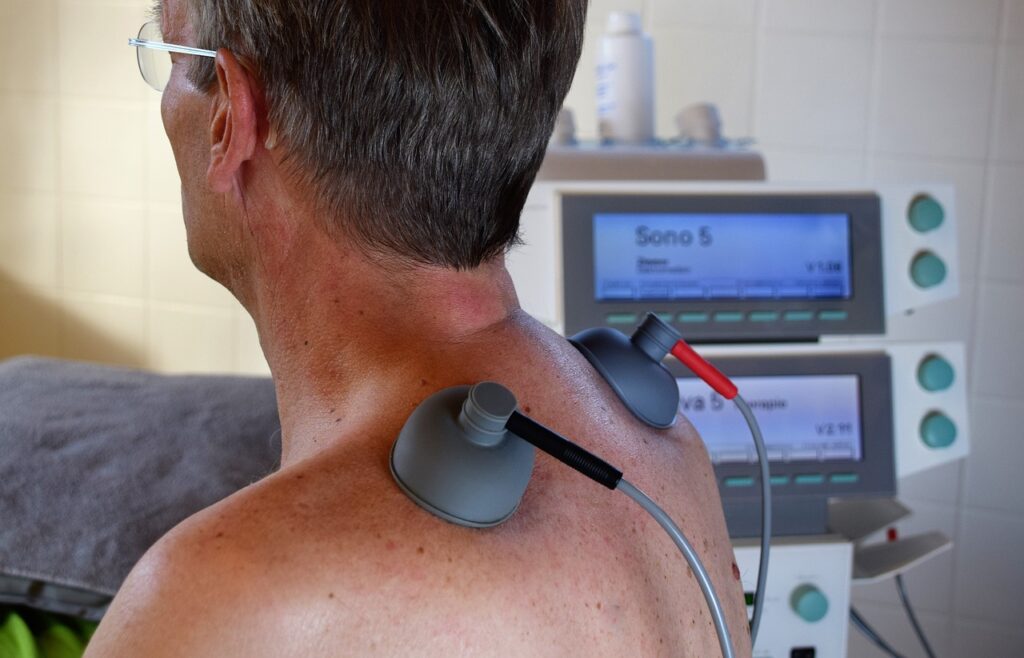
[[0, 0, 268, 374]]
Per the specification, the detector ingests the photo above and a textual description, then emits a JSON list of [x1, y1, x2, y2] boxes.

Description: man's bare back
[[86, 315, 750, 657], [90, 3, 751, 653]]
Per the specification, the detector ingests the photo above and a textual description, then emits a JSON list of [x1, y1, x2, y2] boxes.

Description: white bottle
[[596, 11, 655, 145]]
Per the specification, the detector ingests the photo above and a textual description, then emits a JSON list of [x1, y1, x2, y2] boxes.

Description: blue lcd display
[[677, 375, 863, 464], [593, 213, 852, 302]]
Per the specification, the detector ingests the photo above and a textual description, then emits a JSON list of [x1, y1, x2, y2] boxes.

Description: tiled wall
[[1, 0, 1022, 654], [0, 0, 268, 374]]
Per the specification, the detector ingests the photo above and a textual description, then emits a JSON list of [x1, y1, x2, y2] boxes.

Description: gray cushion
[[0, 357, 280, 621]]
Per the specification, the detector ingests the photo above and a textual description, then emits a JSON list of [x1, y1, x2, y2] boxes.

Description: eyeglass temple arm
[[128, 38, 217, 58]]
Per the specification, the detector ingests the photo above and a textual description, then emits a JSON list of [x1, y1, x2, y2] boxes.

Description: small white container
[[596, 11, 655, 145]]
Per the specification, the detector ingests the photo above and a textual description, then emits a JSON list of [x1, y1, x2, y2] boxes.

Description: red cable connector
[[670, 340, 739, 400]]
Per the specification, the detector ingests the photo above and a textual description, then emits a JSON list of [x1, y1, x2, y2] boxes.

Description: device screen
[[592, 213, 852, 302], [677, 374, 863, 463]]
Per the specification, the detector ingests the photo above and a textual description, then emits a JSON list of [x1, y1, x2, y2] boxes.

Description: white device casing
[[691, 341, 970, 480], [733, 536, 852, 658]]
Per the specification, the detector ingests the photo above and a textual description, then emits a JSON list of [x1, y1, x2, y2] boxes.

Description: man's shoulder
[[84, 469, 399, 658]]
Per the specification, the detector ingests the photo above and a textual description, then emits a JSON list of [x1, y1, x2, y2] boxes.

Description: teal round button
[[911, 251, 947, 289], [790, 584, 829, 623], [921, 412, 957, 449], [908, 195, 945, 233], [918, 355, 956, 392]]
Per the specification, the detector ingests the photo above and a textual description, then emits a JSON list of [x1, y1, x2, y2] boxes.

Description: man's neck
[[243, 233, 523, 468]]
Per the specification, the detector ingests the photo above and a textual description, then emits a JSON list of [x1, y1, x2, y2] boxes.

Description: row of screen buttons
[[606, 310, 850, 326], [723, 473, 860, 488]]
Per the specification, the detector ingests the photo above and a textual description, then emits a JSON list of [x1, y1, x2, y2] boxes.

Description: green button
[[830, 473, 859, 485], [791, 585, 829, 623], [794, 474, 825, 485], [921, 412, 957, 449], [749, 311, 780, 322], [679, 312, 710, 323], [607, 313, 638, 325], [714, 312, 745, 323], [908, 195, 945, 233], [654, 313, 674, 325], [724, 476, 755, 488], [911, 251, 947, 289], [918, 355, 956, 392], [784, 310, 814, 322], [770, 475, 790, 486], [818, 310, 849, 322]]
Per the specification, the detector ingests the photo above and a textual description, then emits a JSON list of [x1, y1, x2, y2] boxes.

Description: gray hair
[[183, 0, 587, 269]]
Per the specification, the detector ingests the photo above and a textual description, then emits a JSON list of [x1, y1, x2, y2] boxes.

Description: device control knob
[[917, 355, 956, 392], [908, 195, 945, 233], [910, 251, 947, 289], [790, 584, 829, 623], [921, 411, 957, 449]]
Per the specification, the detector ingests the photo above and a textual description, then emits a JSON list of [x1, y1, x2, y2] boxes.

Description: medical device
[[510, 182, 959, 342], [733, 536, 852, 658], [389, 315, 773, 658], [505, 178, 968, 656]]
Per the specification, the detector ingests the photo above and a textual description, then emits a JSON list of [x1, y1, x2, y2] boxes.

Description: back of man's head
[[186, 0, 587, 269]]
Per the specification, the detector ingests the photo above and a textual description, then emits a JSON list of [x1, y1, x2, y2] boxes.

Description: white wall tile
[[757, 34, 873, 150], [1008, 0, 1024, 42], [954, 508, 1024, 625], [59, 100, 146, 201], [992, 44, 1024, 163], [58, 1, 148, 102], [847, 601, 952, 658], [950, 618, 1024, 657], [0, 95, 58, 193], [963, 397, 1024, 513], [652, 28, 756, 139], [765, 0, 877, 35], [971, 281, 1024, 398], [870, 156, 987, 280], [981, 164, 1024, 283], [898, 459, 963, 505], [647, 0, 758, 29], [145, 103, 181, 204], [234, 311, 270, 376], [60, 294, 146, 367], [852, 500, 958, 614], [61, 199, 146, 297], [874, 40, 996, 160], [762, 147, 866, 182], [147, 206, 237, 308], [0, 193, 58, 290], [147, 304, 235, 374], [0, 1, 57, 95], [880, 0, 1002, 40], [0, 285, 60, 359]]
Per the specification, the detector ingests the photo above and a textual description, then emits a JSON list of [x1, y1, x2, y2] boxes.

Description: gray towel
[[0, 357, 281, 620]]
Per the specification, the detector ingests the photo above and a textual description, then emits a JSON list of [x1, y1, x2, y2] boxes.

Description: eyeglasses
[[128, 21, 216, 92]]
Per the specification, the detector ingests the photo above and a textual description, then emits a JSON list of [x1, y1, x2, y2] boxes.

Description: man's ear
[[207, 49, 259, 195]]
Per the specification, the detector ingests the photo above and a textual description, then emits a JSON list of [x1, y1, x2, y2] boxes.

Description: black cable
[[895, 574, 937, 658], [850, 607, 905, 658], [506, 411, 622, 489]]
